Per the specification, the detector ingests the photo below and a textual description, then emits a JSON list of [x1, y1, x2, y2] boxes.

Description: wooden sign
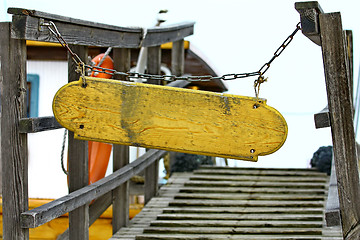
[[53, 77, 287, 161]]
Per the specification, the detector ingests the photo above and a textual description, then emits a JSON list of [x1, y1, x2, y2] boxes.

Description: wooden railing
[[296, 2, 360, 239], [1, 8, 194, 239]]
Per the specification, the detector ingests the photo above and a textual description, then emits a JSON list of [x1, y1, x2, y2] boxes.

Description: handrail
[[8, 7, 195, 48], [20, 149, 167, 228], [2, 7, 193, 239], [20, 79, 189, 229]]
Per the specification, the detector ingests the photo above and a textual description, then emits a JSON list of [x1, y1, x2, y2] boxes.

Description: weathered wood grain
[[67, 44, 89, 240], [295, 1, 324, 45], [110, 166, 341, 240], [320, 12, 360, 239], [193, 168, 327, 176], [150, 220, 323, 228], [135, 234, 327, 240], [177, 186, 326, 194], [171, 39, 184, 76], [314, 106, 330, 129], [144, 45, 161, 204], [143, 226, 322, 235], [52, 77, 288, 161], [189, 174, 327, 182], [173, 193, 325, 201], [325, 159, 341, 227], [0, 22, 29, 240], [20, 149, 166, 228], [8, 8, 194, 48], [162, 207, 324, 215], [19, 116, 63, 133], [112, 47, 131, 233], [184, 180, 326, 189]]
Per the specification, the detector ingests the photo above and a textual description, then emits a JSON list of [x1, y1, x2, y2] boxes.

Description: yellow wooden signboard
[[53, 77, 287, 161]]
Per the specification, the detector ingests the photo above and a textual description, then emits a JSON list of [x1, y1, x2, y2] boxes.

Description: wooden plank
[[8, 8, 194, 48], [113, 145, 130, 232], [168, 199, 324, 208], [0, 22, 29, 240], [189, 175, 327, 182], [325, 159, 341, 227], [177, 186, 326, 194], [162, 207, 324, 215], [143, 227, 322, 235], [173, 193, 325, 201], [67, 44, 89, 240], [345, 30, 353, 98], [319, 12, 360, 239], [136, 234, 325, 240], [295, 1, 324, 45], [57, 192, 113, 240], [20, 149, 166, 228], [184, 180, 326, 188], [52, 77, 288, 161], [19, 116, 62, 133], [112, 48, 131, 233], [142, 23, 194, 47], [198, 165, 323, 172], [144, 45, 161, 204], [194, 168, 328, 176], [150, 220, 322, 228], [314, 106, 330, 129], [171, 39, 184, 76], [156, 213, 323, 221], [135, 234, 323, 240]]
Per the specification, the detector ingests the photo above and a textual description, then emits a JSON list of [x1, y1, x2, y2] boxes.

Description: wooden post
[[171, 39, 184, 76], [319, 12, 360, 239], [168, 39, 185, 177], [0, 22, 29, 240], [345, 30, 353, 100], [112, 48, 131, 232], [145, 46, 161, 203], [67, 45, 89, 240]]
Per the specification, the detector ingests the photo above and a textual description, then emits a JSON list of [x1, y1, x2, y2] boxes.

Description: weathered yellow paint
[[53, 77, 287, 161]]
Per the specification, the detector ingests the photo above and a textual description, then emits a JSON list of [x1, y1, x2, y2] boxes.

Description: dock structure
[[1, 1, 360, 239], [111, 165, 342, 240]]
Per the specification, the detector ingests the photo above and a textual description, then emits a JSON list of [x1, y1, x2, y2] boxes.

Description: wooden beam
[[145, 44, 162, 203], [67, 45, 89, 240], [20, 149, 166, 228], [19, 116, 62, 133], [56, 192, 113, 240], [8, 8, 194, 48], [0, 22, 29, 240], [171, 39, 185, 78], [314, 106, 330, 129], [112, 48, 131, 233], [295, 1, 324, 46], [325, 160, 341, 227], [319, 12, 360, 239], [142, 23, 194, 47], [345, 30, 353, 100]]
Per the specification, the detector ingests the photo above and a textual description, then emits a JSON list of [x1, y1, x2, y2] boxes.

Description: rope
[[61, 129, 68, 175]]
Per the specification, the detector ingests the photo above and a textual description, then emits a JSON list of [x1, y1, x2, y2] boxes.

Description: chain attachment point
[[42, 20, 301, 98], [254, 75, 267, 99]]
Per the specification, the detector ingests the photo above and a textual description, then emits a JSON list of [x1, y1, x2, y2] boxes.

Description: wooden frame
[[296, 2, 360, 239], [1, 8, 194, 240]]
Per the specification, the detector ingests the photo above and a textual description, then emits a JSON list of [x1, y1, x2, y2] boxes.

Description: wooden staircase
[[111, 166, 342, 239]]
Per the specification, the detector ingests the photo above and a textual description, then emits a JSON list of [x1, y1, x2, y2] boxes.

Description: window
[[26, 74, 39, 117]]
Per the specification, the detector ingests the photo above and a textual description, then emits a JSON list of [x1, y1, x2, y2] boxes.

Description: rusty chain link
[[42, 21, 301, 88]]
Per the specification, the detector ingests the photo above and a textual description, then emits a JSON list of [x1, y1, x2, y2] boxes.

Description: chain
[[42, 21, 301, 92]]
